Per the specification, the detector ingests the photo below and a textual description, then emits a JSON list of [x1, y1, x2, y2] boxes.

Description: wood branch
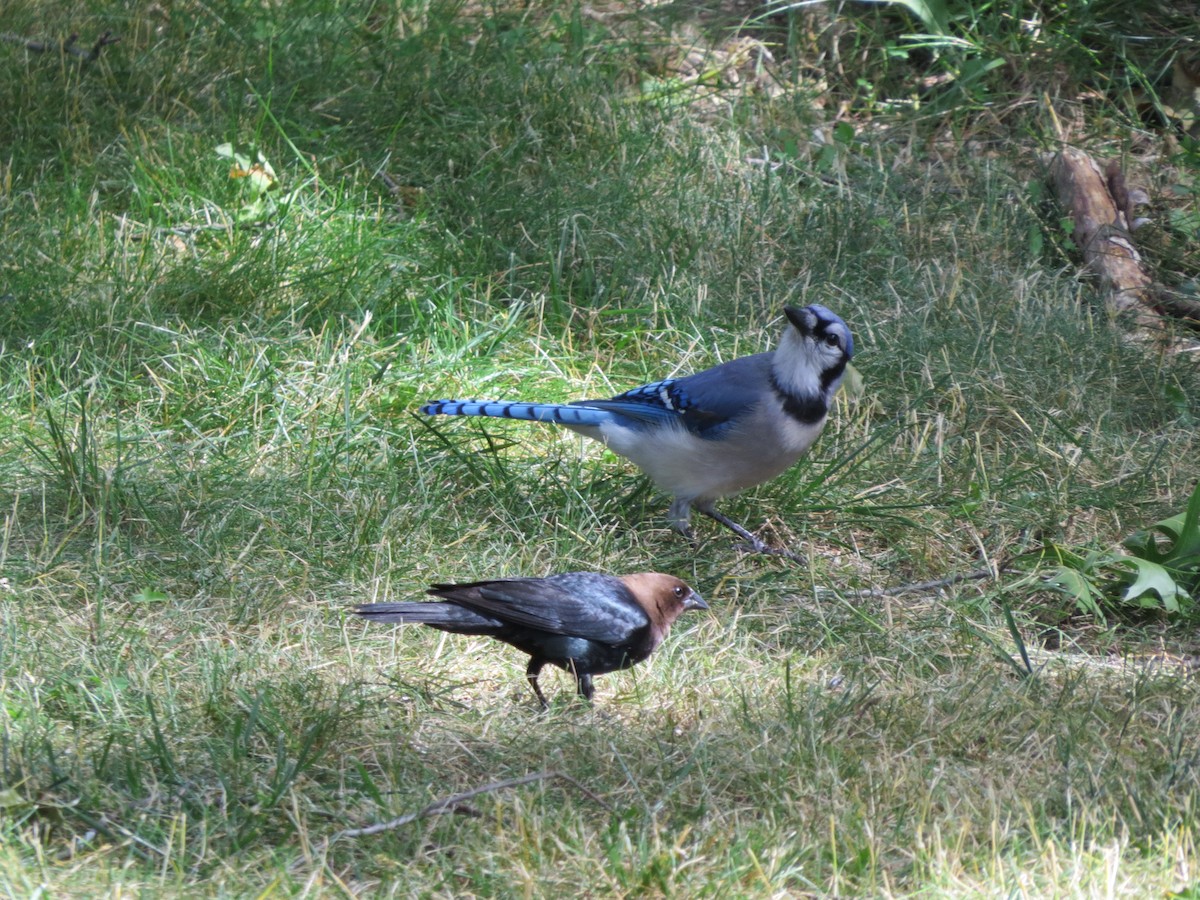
[[1155, 288, 1200, 326], [1048, 149, 1200, 329], [809, 567, 1002, 604], [1048, 148, 1161, 327], [329, 770, 611, 842], [1, 31, 120, 63], [868, 567, 997, 598]]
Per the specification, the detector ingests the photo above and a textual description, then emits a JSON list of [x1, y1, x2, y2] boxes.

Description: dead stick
[[331, 770, 610, 841], [1, 31, 120, 61], [813, 566, 999, 601], [870, 567, 996, 597]]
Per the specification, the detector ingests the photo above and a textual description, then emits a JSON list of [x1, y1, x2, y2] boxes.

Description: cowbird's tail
[[352, 602, 500, 633]]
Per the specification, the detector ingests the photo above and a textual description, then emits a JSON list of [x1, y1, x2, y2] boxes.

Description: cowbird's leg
[[575, 673, 594, 703], [526, 659, 549, 709]]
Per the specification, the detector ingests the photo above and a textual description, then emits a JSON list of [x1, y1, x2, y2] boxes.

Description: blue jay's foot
[[667, 498, 694, 535], [747, 542, 805, 563], [667, 498, 701, 548], [698, 506, 805, 562]]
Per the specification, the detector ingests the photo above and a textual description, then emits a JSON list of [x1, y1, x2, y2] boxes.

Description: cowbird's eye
[[673, 585, 684, 598]]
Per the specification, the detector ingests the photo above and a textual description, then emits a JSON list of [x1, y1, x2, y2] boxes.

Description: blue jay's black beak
[[783, 306, 810, 333]]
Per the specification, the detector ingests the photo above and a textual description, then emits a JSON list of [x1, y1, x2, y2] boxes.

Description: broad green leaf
[[1047, 565, 1103, 619], [1176, 480, 1200, 559], [215, 143, 253, 170], [854, 0, 949, 34], [0, 787, 31, 810], [770, 0, 949, 36], [839, 362, 865, 399], [1123, 521, 1174, 562], [1038, 541, 1089, 570], [1117, 558, 1187, 612], [1124, 482, 1200, 565]]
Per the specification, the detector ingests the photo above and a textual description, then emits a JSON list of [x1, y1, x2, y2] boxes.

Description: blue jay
[[421, 304, 853, 552]]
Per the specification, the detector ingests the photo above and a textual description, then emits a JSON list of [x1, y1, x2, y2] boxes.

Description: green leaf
[[1169, 207, 1200, 237], [0, 787, 32, 810], [1027, 223, 1044, 258], [1124, 482, 1200, 566], [1117, 558, 1186, 612], [1001, 600, 1033, 676], [215, 142, 252, 170], [839, 362, 866, 399], [131, 588, 169, 603], [854, 0, 950, 35], [1177, 480, 1200, 557], [1046, 565, 1104, 619]]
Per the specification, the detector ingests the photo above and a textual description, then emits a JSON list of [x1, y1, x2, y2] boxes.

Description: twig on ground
[[115, 214, 247, 241], [870, 567, 998, 597], [330, 770, 611, 842], [55, 804, 163, 862], [811, 566, 1001, 603], [1, 31, 121, 63]]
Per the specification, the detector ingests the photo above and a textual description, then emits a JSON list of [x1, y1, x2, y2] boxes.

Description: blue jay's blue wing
[[586, 354, 774, 438]]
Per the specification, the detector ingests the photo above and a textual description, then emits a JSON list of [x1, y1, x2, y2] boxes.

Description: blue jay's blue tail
[[421, 399, 611, 428]]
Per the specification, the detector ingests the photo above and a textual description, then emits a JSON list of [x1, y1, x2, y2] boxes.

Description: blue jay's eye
[[824, 334, 840, 348]]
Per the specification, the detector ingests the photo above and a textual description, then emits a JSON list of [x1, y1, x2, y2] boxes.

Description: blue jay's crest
[[786, 304, 854, 361], [420, 304, 855, 554]]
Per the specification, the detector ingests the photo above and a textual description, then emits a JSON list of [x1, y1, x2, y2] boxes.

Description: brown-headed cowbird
[[353, 571, 706, 707]]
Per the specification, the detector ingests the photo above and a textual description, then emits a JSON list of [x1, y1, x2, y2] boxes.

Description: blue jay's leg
[[674, 496, 799, 558], [575, 672, 595, 702], [695, 503, 767, 550], [693, 501, 806, 561]]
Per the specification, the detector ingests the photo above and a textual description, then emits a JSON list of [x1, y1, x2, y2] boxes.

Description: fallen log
[[1049, 148, 1200, 330], [1049, 148, 1159, 326]]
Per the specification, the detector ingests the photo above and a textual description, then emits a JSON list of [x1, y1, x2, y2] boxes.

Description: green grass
[[3, 0, 1200, 895]]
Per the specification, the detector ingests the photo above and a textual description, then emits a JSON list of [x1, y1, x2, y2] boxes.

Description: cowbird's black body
[[353, 571, 706, 706]]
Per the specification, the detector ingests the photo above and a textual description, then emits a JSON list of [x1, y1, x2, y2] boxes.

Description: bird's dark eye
[[825, 334, 839, 346], [673, 585, 685, 598]]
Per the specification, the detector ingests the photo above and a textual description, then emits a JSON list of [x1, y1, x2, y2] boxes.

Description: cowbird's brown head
[[619, 572, 706, 646]]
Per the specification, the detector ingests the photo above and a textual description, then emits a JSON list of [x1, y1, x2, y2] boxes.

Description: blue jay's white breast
[[595, 404, 827, 504]]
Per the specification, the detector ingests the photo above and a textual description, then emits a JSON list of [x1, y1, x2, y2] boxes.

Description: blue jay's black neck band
[[771, 375, 828, 425], [820, 359, 848, 393]]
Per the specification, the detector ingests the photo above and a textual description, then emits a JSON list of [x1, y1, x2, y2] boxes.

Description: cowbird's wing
[[430, 574, 648, 644]]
